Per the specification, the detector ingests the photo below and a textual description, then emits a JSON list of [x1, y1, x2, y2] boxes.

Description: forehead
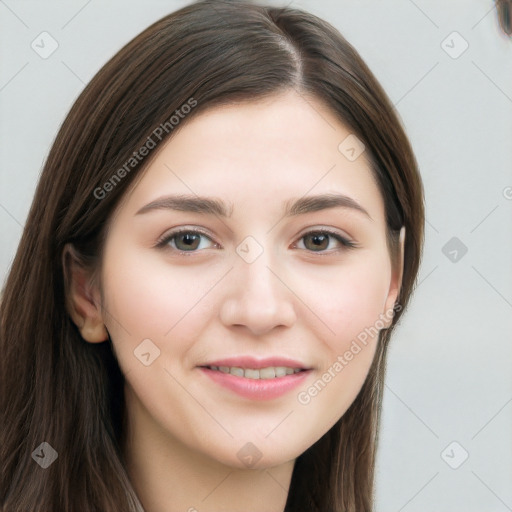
[[117, 90, 385, 224]]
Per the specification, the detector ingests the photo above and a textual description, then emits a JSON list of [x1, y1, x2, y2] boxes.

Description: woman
[[0, 1, 424, 511]]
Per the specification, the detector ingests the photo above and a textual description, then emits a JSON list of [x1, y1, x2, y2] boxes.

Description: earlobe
[[80, 320, 109, 343], [62, 243, 108, 343]]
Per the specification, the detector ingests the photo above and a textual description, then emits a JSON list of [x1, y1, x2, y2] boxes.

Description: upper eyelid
[[296, 225, 352, 240], [156, 227, 216, 247]]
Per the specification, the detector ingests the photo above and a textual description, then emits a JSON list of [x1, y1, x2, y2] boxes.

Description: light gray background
[[1, 0, 511, 510]]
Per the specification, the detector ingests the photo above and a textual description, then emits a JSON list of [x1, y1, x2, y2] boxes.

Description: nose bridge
[[240, 250, 279, 299], [219, 237, 296, 334], [236, 234, 280, 293]]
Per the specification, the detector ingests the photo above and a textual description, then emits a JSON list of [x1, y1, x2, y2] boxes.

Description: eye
[[295, 229, 356, 253], [156, 229, 217, 252], [155, 227, 356, 254]]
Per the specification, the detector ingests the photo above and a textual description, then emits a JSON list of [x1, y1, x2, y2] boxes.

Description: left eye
[[296, 231, 355, 252]]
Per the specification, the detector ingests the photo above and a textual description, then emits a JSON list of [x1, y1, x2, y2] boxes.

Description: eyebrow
[[135, 193, 371, 219]]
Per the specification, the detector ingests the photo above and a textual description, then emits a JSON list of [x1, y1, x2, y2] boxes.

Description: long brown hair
[[0, 1, 424, 510]]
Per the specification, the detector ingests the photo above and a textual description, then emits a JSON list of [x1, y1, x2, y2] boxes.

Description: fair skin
[[65, 90, 404, 512]]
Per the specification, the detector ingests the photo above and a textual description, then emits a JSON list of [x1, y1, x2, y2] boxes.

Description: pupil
[[308, 234, 327, 250], [179, 233, 199, 250]]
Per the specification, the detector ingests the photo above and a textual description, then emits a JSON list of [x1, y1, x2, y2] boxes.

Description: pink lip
[[201, 356, 310, 370], [199, 367, 311, 401]]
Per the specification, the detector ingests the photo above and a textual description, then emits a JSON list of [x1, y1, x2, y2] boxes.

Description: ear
[[62, 243, 108, 343], [382, 226, 405, 328]]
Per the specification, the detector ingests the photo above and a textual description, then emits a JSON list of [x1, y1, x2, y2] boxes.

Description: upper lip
[[200, 356, 310, 370]]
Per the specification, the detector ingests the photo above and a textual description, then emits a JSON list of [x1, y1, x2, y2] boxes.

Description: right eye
[[156, 229, 218, 253]]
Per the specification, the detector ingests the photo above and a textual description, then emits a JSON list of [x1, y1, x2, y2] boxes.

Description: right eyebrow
[[135, 195, 234, 217]]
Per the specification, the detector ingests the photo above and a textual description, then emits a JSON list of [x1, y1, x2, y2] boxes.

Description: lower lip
[[199, 367, 311, 401]]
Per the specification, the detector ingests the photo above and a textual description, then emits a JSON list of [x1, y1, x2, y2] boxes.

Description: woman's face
[[99, 90, 402, 469]]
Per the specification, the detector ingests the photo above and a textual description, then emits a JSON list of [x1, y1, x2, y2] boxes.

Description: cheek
[[100, 246, 218, 366], [291, 259, 390, 435], [298, 255, 392, 350]]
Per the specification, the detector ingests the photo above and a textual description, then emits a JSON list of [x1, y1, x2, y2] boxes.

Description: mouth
[[197, 357, 312, 400]]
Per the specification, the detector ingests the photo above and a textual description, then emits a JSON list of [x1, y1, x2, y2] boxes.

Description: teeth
[[275, 367, 287, 377], [244, 368, 260, 379], [230, 367, 244, 377], [207, 365, 304, 379], [259, 367, 275, 379]]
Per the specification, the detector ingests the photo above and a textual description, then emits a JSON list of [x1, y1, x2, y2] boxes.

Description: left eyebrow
[[134, 192, 372, 220], [284, 193, 372, 220]]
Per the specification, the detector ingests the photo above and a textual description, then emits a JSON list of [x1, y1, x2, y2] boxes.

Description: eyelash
[[155, 227, 357, 255]]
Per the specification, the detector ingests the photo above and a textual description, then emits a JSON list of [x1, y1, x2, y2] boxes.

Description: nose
[[219, 250, 297, 336]]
